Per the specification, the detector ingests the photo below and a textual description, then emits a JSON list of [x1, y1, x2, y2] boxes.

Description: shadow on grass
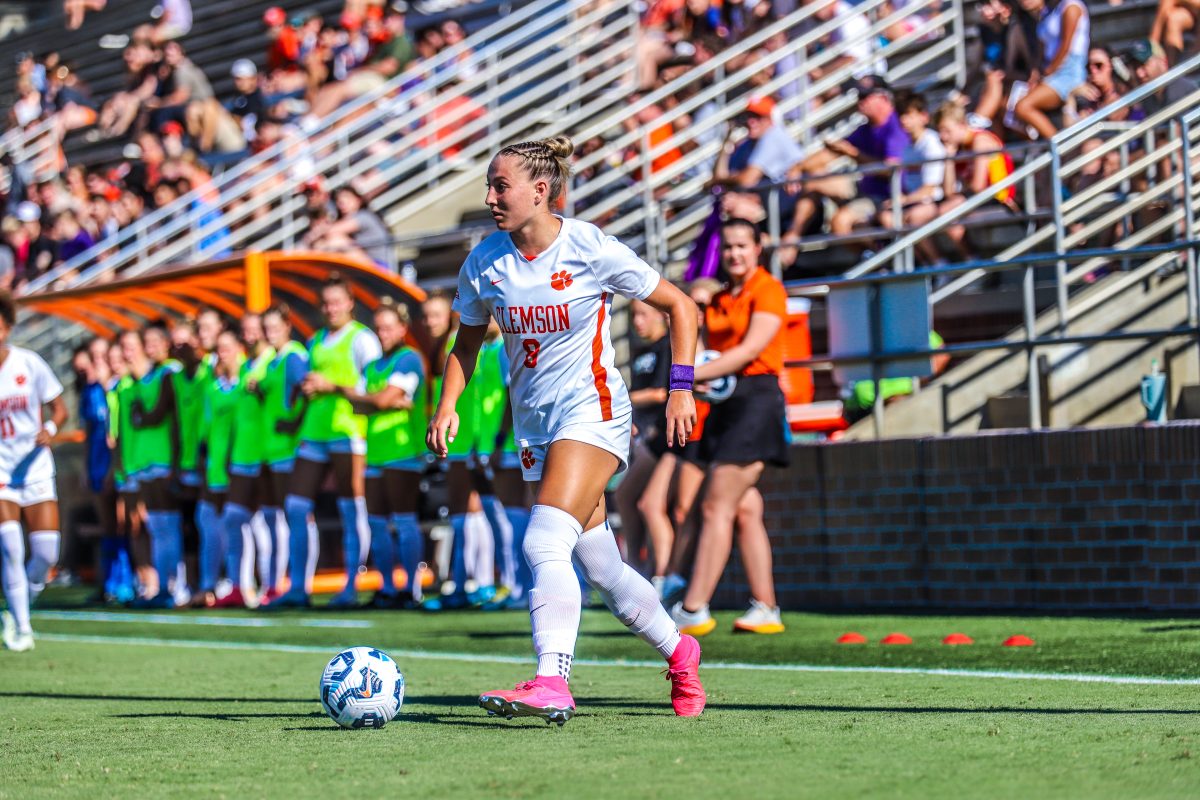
[[283, 712, 553, 731], [1142, 624, 1200, 633], [0, 691, 312, 703], [465, 631, 630, 640], [111, 711, 327, 721]]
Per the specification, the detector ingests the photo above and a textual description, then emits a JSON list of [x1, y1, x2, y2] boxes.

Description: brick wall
[[713, 424, 1200, 611]]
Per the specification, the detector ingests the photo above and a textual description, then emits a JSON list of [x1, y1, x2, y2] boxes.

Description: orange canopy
[[19, 251, 427, 341]]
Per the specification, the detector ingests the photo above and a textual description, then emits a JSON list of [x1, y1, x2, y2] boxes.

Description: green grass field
[[4, 593, 1200, 799]]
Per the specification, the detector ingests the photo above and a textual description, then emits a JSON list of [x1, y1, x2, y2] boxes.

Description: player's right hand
[[427, 408, 459, 458]]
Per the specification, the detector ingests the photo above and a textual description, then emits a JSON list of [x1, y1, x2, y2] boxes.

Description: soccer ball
[[319, 647, 405, 729], [696, 349, 736, 403]]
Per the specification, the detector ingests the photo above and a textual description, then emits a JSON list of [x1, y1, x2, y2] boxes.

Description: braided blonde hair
[[496, 135, 574, 203]]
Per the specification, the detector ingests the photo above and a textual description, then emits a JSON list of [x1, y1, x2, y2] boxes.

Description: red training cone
[[880, 632, 913, 645], [942, 633, 974, 645], [1003, 635, 1036, 647], [837, 632, 868, 644]]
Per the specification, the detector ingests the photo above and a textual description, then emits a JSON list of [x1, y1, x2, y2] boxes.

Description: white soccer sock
[[0, 521, 30, 634], [250, 511, 272, 590], [26, 530, 60, 605], [466, 510, 494, 588], [573, 521, 681, 660], [262, 506, 286, 591], [524, 504, 583, 673]]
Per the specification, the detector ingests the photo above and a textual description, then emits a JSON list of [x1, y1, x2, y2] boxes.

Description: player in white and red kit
[[0, 292, 68, 652], [428, 136, 706, 724]]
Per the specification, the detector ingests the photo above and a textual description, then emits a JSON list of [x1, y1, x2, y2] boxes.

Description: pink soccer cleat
[[211, 587, 250, 609], [665, 634, 706, 716], [479, 675, 575, 726]]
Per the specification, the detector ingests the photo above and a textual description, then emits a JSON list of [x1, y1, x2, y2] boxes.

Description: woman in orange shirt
[[670, 218, 788, 636]]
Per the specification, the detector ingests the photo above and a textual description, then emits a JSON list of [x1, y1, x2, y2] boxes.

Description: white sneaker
[[2, 610, 34, 651], [6, 631, 34, 652], [733, 599, 785, 634], [670, 601, 716, 637]]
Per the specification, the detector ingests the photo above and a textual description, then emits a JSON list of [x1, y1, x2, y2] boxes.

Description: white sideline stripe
[[31, 633, 1200, 686], [31, 610, 373, 629]]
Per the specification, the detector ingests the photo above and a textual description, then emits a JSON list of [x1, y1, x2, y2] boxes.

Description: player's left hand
[[301, 373, 334, 396], [665, 390, 696, 449], [35, 429, 52, 447], [427, 407, 460, 458]]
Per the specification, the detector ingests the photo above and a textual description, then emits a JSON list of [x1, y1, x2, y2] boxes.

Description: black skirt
[[699, 373, 791, 467]]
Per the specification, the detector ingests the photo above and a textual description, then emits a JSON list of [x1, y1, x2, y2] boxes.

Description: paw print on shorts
[[550, 271, 573, 291], [520, 448, 536, 469]]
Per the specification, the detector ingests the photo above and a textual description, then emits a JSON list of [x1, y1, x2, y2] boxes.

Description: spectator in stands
[[97, 42, 158, 138], [804, 0, 887, 85], [783, 76, 909, 245], [10, 78, 42, 129], [44, 64, 98, 142], [301, 186, 391, 266], [1069, 46, 1131, 123], [184, 61, 252, 155], [1013, 0, 1090, 140], [0, 242, 14, 291], [933, 101, 1016, 260], [264, 6, 309, 95], [1151, 0, 1197, 63], [64, 0, 107, 31], [1125, 38, 1199, 113], [438, 19, 478, 79], [7, 201, 56, 283], [150, 0, 193, 44], [145, 42, 214, 134], [712, 95, 804, 224], [877, 92, 946, 261], [307, 2, 414, 120], [301, 176, 337, 222], [51, 209, 95, 265]]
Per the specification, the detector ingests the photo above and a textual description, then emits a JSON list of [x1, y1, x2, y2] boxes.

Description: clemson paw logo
[[550, 271, 573, 291], [520, 448, 536, 469], [14, 375, 25, 386]]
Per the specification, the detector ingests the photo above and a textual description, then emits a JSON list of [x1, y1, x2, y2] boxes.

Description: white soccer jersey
[[453, 217, 661, 446], [0, 346, 64, 487]]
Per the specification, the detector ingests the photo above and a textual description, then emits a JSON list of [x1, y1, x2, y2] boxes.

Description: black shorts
[[679, 438, 708, 467], [699, 374, 791, 468]]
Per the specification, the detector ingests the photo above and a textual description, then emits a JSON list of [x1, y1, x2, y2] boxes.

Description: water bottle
[[1141, 359, 1167, 424]]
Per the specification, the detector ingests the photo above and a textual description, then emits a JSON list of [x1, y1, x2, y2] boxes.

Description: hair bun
[[541, 135, 574, 159]]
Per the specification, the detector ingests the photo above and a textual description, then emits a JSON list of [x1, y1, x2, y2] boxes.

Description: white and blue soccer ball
[[319, 647, 405, 729], [696, 349, 736, 403]]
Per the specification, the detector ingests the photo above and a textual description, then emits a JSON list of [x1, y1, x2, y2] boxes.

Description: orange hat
[[746, 95, 776, 118]]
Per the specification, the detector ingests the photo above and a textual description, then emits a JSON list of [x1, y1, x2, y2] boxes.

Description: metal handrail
[[847, 52, 1200, 280], [785, 240, 1200, 436], [30, 4, 636, 303], [599, 0, 964, 263], [572, 0, 944, 212], [20, 0, 560, 295]]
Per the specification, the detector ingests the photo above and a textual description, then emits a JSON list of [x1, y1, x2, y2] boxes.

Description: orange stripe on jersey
[[591, 291, 614, 420]]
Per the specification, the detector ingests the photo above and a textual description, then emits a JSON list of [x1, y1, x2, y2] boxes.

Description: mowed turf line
[[1, 605, 1199, 798]]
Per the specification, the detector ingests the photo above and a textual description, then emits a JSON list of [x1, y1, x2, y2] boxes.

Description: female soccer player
[[428, 136, 705, 723], [0, 291, 68, 652], [310, 298, 426, 608], [219, 313, 276, 608], [671, 218, 788, 636], [277, 276, 382, 608], [254, 305, 308, 606], [197, 330, 243, 606], [131, 324, 187, 608]]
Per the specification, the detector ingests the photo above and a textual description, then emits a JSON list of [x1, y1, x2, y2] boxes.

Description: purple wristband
[[669, 364, 695, 392]]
